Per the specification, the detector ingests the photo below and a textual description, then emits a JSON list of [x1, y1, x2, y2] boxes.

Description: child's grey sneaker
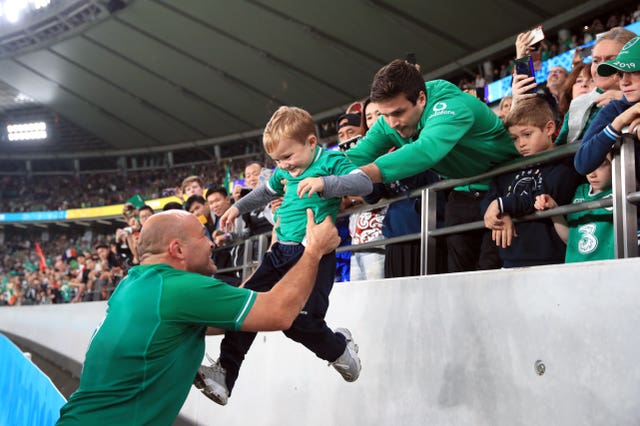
[[330, 327, 362, 382], [193, 359, 229, 406]]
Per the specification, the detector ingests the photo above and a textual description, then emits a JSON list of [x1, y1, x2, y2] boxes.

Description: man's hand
[[484, 200, 504, 230], [219, 205, 240, 231], [297, 177, 324, 198], [304, 209, 340, 259], [595, 89, 623, 108]]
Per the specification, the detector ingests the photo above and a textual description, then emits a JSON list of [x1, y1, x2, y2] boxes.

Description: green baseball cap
[[597, 36, 640, 77]]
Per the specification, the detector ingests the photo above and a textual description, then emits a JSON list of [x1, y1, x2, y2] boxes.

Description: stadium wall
[[1, 258, 639, 425]]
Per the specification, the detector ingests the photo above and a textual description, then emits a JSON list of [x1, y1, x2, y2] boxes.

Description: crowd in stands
[[2, 3, 638, 308], [456, 3, 640, 94], [0, 161, 250, 213]]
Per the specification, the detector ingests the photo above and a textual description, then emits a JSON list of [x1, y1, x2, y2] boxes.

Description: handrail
[[214, 134, 638, 279]]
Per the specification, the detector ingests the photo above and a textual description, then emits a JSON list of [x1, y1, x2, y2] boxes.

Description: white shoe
[[330, 328, 361, 382], [193, 359, 229, 406]]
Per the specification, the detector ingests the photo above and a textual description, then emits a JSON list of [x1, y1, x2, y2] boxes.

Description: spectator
[[535, 154, 613, 262], [554, 63, 596, 144], [481, 96, 582, 267], [206, 186, 244, 287], [336, 103, 387, 281], [181, 175, 205, 199], [546, 66, 569, 102], [185, 195, 216, 236], [497, 95, 513, 121], [138, 204, 154, 226], [236, 162, 274, 263], [575, 35, 640, 178], [346, 59, 519, 272]]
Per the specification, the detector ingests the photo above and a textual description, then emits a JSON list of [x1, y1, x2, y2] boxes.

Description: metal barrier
[[214, 134, 639, 280]]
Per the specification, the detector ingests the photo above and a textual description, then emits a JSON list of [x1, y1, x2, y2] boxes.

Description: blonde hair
[[181, 175, 204, 192], [504, 96, 553, 130], [595, 27, 636, 47], [263, 106, 316, 153]]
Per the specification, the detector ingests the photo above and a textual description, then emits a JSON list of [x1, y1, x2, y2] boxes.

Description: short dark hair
[[370, 59, 425, 105], [184, 195, 206, 212], [138, 205, 154, 214], [162, 201, 184, 211], [205, 186, 228, 199]]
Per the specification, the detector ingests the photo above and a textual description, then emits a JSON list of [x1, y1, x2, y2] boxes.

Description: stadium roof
[[0, 0, 622, 160]]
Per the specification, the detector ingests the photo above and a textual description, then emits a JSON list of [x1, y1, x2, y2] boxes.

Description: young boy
[[534, 155, 613, 263], [194, 106, 372, 405], [481, 96, 583, 267]]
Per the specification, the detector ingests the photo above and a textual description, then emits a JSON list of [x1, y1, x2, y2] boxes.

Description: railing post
[[420, 187, 438, 275], [612, 133, 638, 258]]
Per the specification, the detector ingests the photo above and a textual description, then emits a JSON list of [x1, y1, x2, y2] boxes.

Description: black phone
[[406, 52, 416, 65], [579, 45, 593, 59], [514, 56, 537, 94]]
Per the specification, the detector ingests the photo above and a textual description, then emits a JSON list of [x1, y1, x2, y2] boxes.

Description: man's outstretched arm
[[240, 209, 340, 332]]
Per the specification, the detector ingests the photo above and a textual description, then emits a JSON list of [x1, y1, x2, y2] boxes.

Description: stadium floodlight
[[7, 121, 47, 141], [0, 0, 51, 24]]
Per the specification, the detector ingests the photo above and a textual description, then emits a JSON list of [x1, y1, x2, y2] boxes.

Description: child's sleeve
[[233, 183, 278, 215], [320, 170, 373, 198]]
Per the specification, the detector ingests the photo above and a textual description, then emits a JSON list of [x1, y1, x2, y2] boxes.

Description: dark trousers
[[445, 190, 502, 272], [219, 242, 346, 393]]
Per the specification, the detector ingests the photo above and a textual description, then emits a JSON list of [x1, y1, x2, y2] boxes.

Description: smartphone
[[406, 52, 416, 65], [529, 26, 545, 47], [579, 45, 593, 59], [514, 56, 537, 93]]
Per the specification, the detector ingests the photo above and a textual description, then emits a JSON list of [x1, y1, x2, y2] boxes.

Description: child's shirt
[[481, 158, 583, 267], [565, 184, 613, 263], [235, 146, 371, 243]]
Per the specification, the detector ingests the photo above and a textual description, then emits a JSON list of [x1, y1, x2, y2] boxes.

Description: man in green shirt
[[56, 209, 340, 425], [347, 59, 519, 272]]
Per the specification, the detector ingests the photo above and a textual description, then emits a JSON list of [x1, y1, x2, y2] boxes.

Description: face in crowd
[[591, 39, 624, 91], [207, 191, 232, 217], [244, 163, 262, 189]]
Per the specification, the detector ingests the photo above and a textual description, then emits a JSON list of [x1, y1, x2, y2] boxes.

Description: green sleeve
[[327, 151, 359, 176], [374, 98, 475, 182], [161, 273, 257, 331], [345, 121, 395, 167], [555, 113, 569, 145], [268, 168, 286, 195]]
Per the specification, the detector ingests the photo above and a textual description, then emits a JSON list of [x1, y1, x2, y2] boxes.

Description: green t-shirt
[[565, 184, 613, 263], [346, 80, 518, 187], [269, 146, 358, 242], [57, 264, 256, 426]]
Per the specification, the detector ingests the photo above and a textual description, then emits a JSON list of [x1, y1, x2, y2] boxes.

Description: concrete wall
[[2, 258, 640, 426]]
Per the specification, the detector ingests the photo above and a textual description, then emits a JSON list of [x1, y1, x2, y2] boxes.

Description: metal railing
[[214, 133, 638, 280]]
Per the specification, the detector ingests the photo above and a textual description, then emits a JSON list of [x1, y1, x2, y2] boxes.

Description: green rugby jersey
[[565, 185, 614, 263], [269, 146, 358, 242], [57, 264, 256, 425]]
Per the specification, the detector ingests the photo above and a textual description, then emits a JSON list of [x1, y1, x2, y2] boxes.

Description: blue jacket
[[574, 97, 639, 176]]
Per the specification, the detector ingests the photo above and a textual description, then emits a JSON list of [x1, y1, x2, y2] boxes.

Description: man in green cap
[[575, 35, 640, 178]]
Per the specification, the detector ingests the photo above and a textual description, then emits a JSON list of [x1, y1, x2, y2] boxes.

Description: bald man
[[56, 209, 340, 426]]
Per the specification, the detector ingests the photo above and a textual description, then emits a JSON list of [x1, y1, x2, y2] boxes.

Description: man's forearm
[[360, 163, 383, 183]]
